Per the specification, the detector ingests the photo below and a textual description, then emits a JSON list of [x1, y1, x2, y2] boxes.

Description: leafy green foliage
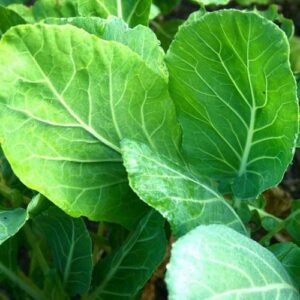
[[91, 210, 167, 299], [167, 225, 299, 299], [269, 243, 300, 289], [0, 1, 299, 299], [0, 23, 180, 227], [166, 10, 298, 200], [78, 0, 152, 27], [34, 206, 93, 296], [122, 139, 246, 236]]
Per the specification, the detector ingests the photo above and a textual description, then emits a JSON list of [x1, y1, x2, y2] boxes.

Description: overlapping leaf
[[167, 225, 299, 299], [0, 5, 26, 35], [34, 206, 93, 296], [0, 24, 180, 227], [166, 10, 298, 199], [91, 210, 167, 300], [44, 17, 167, 78], [78, 0, 151, 27], [122, 140, 246, 236]]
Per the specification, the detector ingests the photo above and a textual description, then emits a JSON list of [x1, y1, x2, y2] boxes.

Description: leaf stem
[[0, 262, 45, 300]]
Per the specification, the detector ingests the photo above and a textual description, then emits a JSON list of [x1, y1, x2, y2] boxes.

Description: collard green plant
[[0, 1, 300, 299]]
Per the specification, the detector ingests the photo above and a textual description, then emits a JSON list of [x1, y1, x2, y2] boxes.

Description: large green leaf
[[122, 140, 246, 237], [0, 208, 27, 245], [167, 225, 299, 299], [90, 210, 167, 300], [0, 5, 26, 35], [0, 24, 180, 228], [78, 0, 152, 27], [34, 206, 93, 296], [44, 17, 167, 78], [166, 10, 298, 200]]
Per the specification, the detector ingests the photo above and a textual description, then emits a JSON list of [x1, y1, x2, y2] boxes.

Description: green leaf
[[121, 139, 246, 237], [166, 10, 298, 200], [7, 4, 35, 23], [44, 17, 167, 78], [192, 0, 230, 5], [78, 0, 152, 27], [0, 5, 26, 35], [34, 206, 93, 296], [167, 225, 299, 299], [285, 205, 300, 241], [153, 0, 180, 14], [0, 0, 24, 6], [32, 0, 78, 20], [151, 19, 184, 51], [269, 242, 300, 289], [0, 208, 28, 245], [290, 36, 300, 73], [91, 210, 167, 300], [0, 24, 180, 227], [237, 0, 270, 4]]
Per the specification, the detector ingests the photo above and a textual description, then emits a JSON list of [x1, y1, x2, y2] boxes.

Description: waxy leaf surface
[[0, 24, 180, 227], [167, 225, 299, 299], [91, 210, 167, 300], [122, 140, 246, 237], [166, 10, 298, 199]]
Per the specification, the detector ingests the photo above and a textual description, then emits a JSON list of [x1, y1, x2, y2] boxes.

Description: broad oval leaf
[[34, 206, 93, 296], [90, 210, 167, 300], [0, 208, 28, 245], [167, 225, 299, 299], [78, 0, 152, 27], [0, 24, 180, 227], [121, 139, 246, 237], [166, 10, 298, 199], [44, 17, 167, 78]]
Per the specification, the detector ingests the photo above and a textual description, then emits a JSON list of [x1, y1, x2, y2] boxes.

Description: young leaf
[[44, 17, 167, 78], [32, 0, 78, 20], [78, 0, 152, 27], [167, 225, 299, 299], [0, 24, 180, 227], [121, 139, 246, 237], [166, 10, 298, 200], [269, 242, 300, 289], [90, 210, 167, 300], [0, 5, 26, 35], [34, 206, 93, 296], [0, 208, 28, 245]]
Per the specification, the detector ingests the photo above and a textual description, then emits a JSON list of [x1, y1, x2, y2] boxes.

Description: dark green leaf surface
[[0, 24, 180, 227], [0, 5, 26, 35], [167, 225, 299, 299], [0, 208, 28, 245], [34, 206, 93, 296], [78, 0, 152, 27], [269, 242, 300, 289], [166, 10, 298, 199], [91, 210, 167, 300], [122, 140, 246, 236]]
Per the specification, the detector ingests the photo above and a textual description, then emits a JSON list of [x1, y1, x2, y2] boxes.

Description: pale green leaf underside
[[0, 24, 180, 227], [0, 208, 28, 245], [91, 210, 167, 300], [78, 0, 152, 27], [35, 206, 93, 296], [167, 225, 299, 300], [166, 10, 298, 199], [121, 140, 246, 237], [44, 16, 167, 78]]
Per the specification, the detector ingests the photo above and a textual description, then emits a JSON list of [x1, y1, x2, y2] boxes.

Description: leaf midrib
[[22, 37, 121, 154]]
